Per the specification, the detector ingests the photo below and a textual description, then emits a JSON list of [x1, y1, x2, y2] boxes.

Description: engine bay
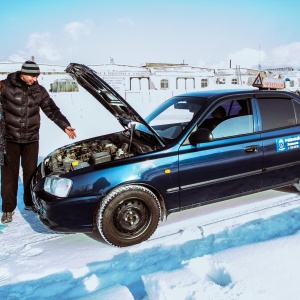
[[43, 131, 160, 175]]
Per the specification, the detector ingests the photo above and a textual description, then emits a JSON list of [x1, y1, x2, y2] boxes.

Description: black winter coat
[[0, 81, 5, 165], [2, 71, 70, 143]]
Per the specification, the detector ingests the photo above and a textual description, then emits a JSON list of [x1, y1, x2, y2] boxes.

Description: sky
[[1, 0, 300, 69]]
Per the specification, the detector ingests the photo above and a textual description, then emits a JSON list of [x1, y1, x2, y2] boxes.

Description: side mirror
[[189, 128, 213, 145]]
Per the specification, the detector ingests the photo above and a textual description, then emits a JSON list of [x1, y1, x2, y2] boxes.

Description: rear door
[[178, 95, 263, 207], [255, 92, 300, 188]]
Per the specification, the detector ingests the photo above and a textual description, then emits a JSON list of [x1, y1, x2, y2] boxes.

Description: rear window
[[293, 100, 300, 124], [257, 98, 296, 131]]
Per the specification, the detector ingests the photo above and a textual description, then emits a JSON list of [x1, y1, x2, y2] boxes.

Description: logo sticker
[[276, 136, 300, 152]]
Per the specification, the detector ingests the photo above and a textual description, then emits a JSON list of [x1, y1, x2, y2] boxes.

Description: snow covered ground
[[1, 88, 300, 299], [1, 175, 300, 299]]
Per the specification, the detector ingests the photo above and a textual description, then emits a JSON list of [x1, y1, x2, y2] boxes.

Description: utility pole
[[258, 45, 261, 70]]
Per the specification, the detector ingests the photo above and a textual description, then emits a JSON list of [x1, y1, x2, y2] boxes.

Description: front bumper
[[31, 164, 100, 233], [32, 189, 101, 232]]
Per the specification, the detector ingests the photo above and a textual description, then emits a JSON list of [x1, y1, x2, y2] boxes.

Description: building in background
[[1, 62, 300, 104]]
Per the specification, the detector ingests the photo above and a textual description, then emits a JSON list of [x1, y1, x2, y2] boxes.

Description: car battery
[[71, 161, 90, 171], [90, 152, 111, 165], [63, 158, 78, 172]]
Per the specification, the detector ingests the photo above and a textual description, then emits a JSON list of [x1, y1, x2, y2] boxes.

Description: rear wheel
[[97, 185, 161, 247]]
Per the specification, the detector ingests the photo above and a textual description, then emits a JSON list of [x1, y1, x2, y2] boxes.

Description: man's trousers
[[1, 141, 39, 212]]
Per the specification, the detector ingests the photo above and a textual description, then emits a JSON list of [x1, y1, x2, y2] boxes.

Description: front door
[[178, 97, 263, 207]]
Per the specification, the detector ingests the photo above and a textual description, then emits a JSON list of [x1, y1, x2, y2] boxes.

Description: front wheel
[[97, 185, 161, 247]]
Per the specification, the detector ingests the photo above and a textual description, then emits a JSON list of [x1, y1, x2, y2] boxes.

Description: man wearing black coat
[[0, 61, 76, 224], [0, 81, 5, 166]]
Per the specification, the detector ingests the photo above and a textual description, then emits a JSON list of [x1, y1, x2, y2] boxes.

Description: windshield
[[142, 96, 208, 140]]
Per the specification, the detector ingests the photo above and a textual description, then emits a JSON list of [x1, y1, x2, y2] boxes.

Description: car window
[[196, 98, 254, 139], [147, 96, 207, 139], [212, 115, 254, 138], [149, 102, 194, 125], [292, 100, 300, 124], [257, 98, 296, 131]]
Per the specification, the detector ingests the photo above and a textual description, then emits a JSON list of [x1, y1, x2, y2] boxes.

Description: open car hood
[[66, 63, 164, 145]]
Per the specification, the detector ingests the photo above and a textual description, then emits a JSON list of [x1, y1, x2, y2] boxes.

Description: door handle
[[244, 145, 258, 153]]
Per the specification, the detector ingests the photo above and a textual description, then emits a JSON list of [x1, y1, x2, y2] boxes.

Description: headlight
[[44, 176, 73, 197]]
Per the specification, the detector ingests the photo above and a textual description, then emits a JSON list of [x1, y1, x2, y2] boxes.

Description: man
[[0, 81, 5, 166], [1, 61, 76, 224]]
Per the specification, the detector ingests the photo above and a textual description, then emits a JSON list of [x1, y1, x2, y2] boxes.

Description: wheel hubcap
[[124, 208, 140, 225], [113, 199, 149, 235]]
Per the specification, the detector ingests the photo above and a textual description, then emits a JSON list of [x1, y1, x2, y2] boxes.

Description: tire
[[97, 185, 161, 247]]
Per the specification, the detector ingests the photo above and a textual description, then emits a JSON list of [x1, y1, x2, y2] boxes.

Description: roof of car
[[175, 89, 257, 98], [175, 88, 298, 99]]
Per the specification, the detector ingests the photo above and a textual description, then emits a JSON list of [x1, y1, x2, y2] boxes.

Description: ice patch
[[71, 266, 89, 278], [78, 284, 134, 300], [17, 268, 64, 281], [0, 224, 8, 234], [20, 245, 43, 257], [83, 274, 99, 292], [188, 256, 232, 287], [142, 268, 201, 300], [0, 268, 10, 285], [207, 263, 232, 287]]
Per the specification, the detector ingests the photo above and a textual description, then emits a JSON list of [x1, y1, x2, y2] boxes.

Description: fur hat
[[21, 61, 40, 76]]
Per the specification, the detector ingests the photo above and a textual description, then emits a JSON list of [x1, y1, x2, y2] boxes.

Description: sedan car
[[31, 63, 300, 247]]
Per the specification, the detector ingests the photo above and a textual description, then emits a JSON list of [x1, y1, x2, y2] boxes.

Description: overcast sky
[[1, 0, 300, 69]]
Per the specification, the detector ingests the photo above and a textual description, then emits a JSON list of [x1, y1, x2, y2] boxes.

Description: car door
[[178, 96, 263, 208], [255, 92, 300, 188]]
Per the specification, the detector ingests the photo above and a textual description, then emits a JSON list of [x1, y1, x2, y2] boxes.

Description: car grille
[[31, 190, 47, 219], [31, 162, 47, 218], [32, 163, 44, 185]]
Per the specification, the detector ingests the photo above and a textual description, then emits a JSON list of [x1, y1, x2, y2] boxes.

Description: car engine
[[43, 132, 159, 175]]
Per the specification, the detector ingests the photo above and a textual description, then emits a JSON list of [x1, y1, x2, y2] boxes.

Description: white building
[[1, 62, 300, 101]]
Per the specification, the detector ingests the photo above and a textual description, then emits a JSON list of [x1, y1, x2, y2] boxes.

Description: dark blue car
[[31, 63, 300, 247]]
